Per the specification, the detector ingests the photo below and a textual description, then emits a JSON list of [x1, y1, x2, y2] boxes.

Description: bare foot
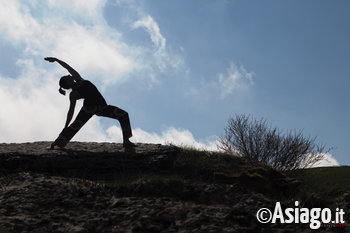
[[123, 140, 136, 148]]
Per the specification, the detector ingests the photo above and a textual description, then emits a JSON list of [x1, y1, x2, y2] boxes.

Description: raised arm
[[45, 57, 84, 82]]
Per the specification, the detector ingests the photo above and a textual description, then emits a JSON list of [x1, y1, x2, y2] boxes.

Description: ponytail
[[59, 87, 66, 95]]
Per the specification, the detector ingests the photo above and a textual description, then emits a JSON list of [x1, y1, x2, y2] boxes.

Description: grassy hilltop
[[292, 166, 350, 192], [0, 142, 348, 232]]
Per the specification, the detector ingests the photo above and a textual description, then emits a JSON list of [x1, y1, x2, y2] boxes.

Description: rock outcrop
[[0, 142, 343, 233], [0, 142, 178, 179]]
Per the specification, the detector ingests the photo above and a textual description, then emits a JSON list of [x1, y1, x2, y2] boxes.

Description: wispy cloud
[[115, 0, 185, 74], [218, 62, 254, 98], [186, 61, 254, 100], [133, 16, 166, 52], [133, 16, 168, 71], [132, 17, 184, 74]]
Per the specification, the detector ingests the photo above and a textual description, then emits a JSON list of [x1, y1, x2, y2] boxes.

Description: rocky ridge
[[0, 142, 345, 232]]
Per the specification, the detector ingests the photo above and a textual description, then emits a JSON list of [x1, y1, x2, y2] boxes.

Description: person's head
[[58, 75, 74, 95]]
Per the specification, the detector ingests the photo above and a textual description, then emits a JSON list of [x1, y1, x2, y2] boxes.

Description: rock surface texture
[[0, 142, 178, 177], [0, 142, 343, 232]]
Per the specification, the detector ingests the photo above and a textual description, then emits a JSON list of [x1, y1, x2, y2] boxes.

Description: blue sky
[[0, 0, 349, 166]]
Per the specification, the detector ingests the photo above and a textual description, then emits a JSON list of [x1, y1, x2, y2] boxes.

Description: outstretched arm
[[50, 92, 77, 150], [45, 57, 84, 82], [65, 92, 78, 128]]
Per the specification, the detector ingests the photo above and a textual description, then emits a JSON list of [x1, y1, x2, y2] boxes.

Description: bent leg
[[97, 105, 132, 139], [54, 108, 93, 148]]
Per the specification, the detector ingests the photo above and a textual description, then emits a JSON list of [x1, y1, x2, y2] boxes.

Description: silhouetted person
[[45, 57, 135, 149]]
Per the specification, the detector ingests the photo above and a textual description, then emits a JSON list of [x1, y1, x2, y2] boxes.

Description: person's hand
[[44, 57, 57, 62], [49, 142, 56, 150]]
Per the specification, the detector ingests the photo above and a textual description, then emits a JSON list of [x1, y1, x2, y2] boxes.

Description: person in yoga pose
[[45, 57, 135, 149]]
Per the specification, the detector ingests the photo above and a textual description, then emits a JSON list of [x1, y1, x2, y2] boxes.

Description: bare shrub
[[218, 114, 328, 171]]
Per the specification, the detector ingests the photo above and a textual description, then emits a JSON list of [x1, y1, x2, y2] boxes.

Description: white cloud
[[311, 153, 340, 167], [49, 23, 137, 83], [0, 63, 66, 142], [104, 126, 218, 150], [0, 0, 139, 85], [0, 0, 41, 44]]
